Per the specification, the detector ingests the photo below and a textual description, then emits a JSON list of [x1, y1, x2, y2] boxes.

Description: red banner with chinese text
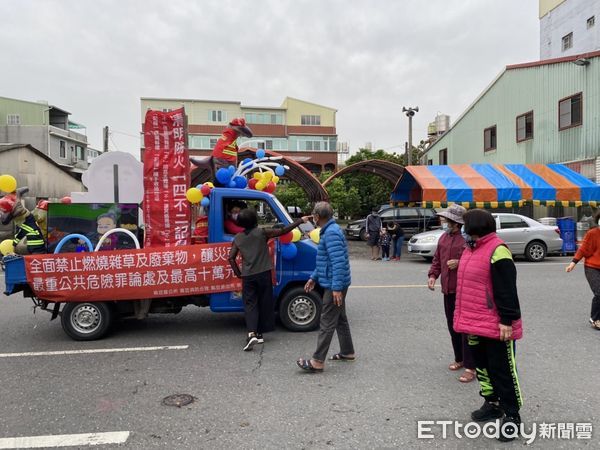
[[143, 107, 191, 247], [23, 243, 241, 302]]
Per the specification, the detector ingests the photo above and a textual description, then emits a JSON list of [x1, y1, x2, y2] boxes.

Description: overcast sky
[[1, 0, 539, 157]]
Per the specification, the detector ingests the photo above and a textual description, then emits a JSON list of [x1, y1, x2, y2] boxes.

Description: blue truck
[[2, 188, 322, 341]]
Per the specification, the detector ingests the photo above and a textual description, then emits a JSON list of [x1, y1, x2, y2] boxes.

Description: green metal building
[[424, 50, 600, 182]]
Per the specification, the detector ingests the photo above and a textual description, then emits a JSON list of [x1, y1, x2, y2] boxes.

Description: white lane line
[[0, 345, 188, 358], [0, 431, 130, 449]]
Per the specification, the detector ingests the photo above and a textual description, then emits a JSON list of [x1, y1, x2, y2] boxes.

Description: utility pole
[[402, 106, 418, 165], [103, 126, 109, 152]]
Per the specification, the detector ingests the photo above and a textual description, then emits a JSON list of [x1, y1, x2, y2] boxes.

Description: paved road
[[0, 250, 598, 449]]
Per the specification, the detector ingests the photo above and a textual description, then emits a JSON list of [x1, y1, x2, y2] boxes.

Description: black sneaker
[[256, 334, 264, 344], [243, 335, 259, 351], [471, 400, 504, 422], [498, 415, 521, 442]]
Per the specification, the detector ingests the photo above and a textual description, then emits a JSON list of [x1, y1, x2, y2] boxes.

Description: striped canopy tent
[[391, 164, 600, 208]]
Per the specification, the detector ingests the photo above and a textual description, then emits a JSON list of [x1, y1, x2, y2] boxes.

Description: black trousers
[[584, 266, 600, 321], [313, 289, 354, 362], [443, 294, 474, 369], [469, 335, 523, 416], [381, 245, 390, 258], [242, 270, 275, 334]]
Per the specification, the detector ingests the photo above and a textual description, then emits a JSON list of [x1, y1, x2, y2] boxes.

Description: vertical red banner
[[143, 108, 191, 247]]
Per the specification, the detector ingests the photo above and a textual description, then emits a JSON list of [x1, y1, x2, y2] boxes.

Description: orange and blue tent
[[391, 164, 600, 208]]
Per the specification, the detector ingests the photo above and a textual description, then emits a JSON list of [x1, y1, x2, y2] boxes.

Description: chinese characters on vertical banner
[[143, 107, 191, 247], [23, 243, 241, 302]]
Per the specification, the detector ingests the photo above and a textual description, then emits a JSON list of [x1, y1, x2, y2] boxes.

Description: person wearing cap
[[0, 195, 46, 255], [427, 204, 475, 383], [211, 117, 253, 182]]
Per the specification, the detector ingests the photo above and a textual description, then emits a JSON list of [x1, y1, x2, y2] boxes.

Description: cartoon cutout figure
[[96, 213, 118, 251]]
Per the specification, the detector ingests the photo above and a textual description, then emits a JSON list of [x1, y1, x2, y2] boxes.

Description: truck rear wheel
[[279, 287, 321, 332], [61, 302, 114, 341]]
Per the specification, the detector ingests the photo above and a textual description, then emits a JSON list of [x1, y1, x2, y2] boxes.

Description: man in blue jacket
[[297, 202, 355, 372]]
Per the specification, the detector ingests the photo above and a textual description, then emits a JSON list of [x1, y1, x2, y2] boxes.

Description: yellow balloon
[[203, 181, 214, 188], [253, 172, 262, 180], [185, 187, 203, 204], [0, 239, 14, 256], [256, 182, 266, 191], [263, 171, 273, 181], [0, 174, 17, 193], [291, 228, 302, 243], [309, 228, 321, 244], [272, 176, 280, 184]]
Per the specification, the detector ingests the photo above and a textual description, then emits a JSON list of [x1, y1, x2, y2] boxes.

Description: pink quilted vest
[[454, 233, 523, 340]]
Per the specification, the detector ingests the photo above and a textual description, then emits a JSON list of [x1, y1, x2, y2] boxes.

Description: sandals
[[330, 353, 356, 361], [459, 369, 476, 383], [448, 362, 464, 371], [296, 358, 323, 372]]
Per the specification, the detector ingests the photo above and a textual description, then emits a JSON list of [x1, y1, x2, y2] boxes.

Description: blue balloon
[[228, 180, 237, 188], [234, 176, 248, 189], [196, 184, 203, 190], [201, 197, 210, 208], [256, 149, 266, 159], [216, 168, 232, 184], [228, 165, 236, 174], [281, 243, 298, 260], [242, 158, 253, 166], [275, 165, 285, 176]]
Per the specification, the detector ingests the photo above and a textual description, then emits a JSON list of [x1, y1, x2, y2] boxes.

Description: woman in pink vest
[[454, 209, 523, 442]]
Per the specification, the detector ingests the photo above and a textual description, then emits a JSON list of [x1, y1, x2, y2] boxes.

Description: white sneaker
[[243, 335, 259, 351]]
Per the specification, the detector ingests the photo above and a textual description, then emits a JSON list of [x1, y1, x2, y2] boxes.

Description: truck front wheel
[[279, 287, 321, 332], [61, 302, 114, 341]]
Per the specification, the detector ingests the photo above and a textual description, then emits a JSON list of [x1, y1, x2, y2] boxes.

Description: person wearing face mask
[[427, 204, 474, 383], [224, 201, 245, 235], [454, 209, 523, 442]]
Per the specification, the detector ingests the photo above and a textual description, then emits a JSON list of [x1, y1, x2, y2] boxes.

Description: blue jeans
[[393, 236, 404, 258]]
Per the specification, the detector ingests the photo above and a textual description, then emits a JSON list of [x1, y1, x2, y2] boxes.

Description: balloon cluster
[[0, 174, 17, 193], [186, 182, 215, 208], [212, 149, 287, 194]]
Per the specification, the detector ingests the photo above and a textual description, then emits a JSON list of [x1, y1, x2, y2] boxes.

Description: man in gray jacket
[[366, 208, 383, 260]]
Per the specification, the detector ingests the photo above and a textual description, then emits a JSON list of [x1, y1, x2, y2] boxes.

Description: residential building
[[140, 96, 338, 175], [0, 144, 83, 207], [0, 96, 92, 175], [423, 51, 600, 183], [337, 141, 350, 166], [540, 0, 600, 59]]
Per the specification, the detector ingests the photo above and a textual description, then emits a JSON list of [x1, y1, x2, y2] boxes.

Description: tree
[[275, 181, 310, 212], [319, 172, 361, 219]]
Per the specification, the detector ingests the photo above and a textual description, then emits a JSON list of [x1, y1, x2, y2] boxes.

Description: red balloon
[[264, 181, 276, 194], [248, 178, 258, 190], [60, 196, 72, 204], [200, 185, 211, 196], [279, 231, 293, 244]]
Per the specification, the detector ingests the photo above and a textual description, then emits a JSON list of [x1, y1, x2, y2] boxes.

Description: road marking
[[351, 284, 431, 289], [0, 431, 130, 449], [0, 345, 188, 358]]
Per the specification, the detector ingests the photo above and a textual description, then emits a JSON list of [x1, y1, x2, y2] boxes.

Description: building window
[[209, 110, 226, 122], [588, 16, 595, 29], [438, 148, 448, 165], [6, 114, 21, 125], [484, 126, 497, 152], [516, 111, 534, 142], [559, 93, 582, 130], [76, 145, 85, 160], [162, 108, 172, 112], [562, 32, 573, 51], [244, 112, 283, 125], [301, 115, 321, 126], [59, 140, 66, 159], [427, 159, 433, 165], [209, 138, 218, 148]]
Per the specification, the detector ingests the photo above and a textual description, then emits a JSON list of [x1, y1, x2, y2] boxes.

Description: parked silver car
[[407, 213, 563, 262]]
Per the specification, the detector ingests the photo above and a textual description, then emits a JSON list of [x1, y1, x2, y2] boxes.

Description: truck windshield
[[272, 197, 294, 224]]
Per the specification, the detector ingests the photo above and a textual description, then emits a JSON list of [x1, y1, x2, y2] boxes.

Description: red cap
[[228, 117, 253, 138]]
